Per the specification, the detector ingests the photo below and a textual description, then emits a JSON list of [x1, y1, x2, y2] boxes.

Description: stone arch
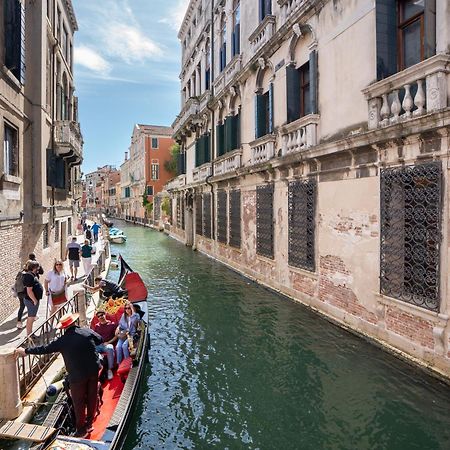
[[228, 85, 241, 115], [255, 57, 275, 93], [288, 23, 316, 65]]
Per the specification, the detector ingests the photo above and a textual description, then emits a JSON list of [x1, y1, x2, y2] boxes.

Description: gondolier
[[14, 313, 103, 438], [85, 276, 128, 299]]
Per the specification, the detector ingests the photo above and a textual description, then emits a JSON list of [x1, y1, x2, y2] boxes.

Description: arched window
[[205, 41, 211, 90], [219, 14, 226, 72], [232, 0, 240, 56]]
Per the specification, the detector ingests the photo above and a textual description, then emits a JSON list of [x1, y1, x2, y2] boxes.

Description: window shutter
[[255, 94, 265, 139], [235, 24, 240, 55], [195, 139, 201, 167], [376, 0, 397, 80], [286, 64, 300, 123], [265, 0, 272, 15], [424, 0, 436, 59], [5, 0, 23, 82], [216, 123, 225, 157], [309, 51, 318, 115], [236, 111, 241, 148], [19, 1, 25, 84], [229, 114, 238, 151], [223, 117, 230, 152], [259, 0, 264, 22], [268, 82, 274, 134], [204, 133, 211, 163]]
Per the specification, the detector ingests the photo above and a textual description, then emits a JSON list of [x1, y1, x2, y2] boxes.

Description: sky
[[73, 0, 189, 174]]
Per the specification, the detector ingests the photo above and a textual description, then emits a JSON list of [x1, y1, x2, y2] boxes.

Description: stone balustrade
[[363, 54, 450, 130], [193, 163, 212, 183], [213, 149, 243, 176], [213, 55, 242, 98], [199, 90, 211, 113], [250, 135, 276, 165], [54, 120, 83, 159], [280, 114, 319, 155], [249, 16, 276, 55], [166, 174, 186, 191], [278, 0, 308, 24], [172, 97, 200, 135]]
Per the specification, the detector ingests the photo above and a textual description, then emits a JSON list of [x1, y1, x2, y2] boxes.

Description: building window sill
[[1, 174, 22, 185]]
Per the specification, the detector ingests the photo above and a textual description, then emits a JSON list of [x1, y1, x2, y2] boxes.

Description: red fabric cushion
[[117, 357, 132, 381]]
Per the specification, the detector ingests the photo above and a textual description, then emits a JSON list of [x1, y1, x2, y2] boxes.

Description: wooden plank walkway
[[0, 419, 56, 442]]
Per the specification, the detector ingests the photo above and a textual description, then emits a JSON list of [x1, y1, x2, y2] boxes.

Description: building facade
[[85, 165, 116, 213], [0, 0, 83, 321], [166, 0, 450, 377]]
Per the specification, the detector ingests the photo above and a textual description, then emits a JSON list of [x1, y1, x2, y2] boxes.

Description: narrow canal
[[112, 221, 450, 450]]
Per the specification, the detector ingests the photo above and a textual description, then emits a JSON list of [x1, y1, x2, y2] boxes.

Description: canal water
[[111, 221, 450, 450]]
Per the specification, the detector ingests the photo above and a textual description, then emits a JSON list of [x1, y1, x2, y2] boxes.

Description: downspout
[[205, 0, 216, 239]]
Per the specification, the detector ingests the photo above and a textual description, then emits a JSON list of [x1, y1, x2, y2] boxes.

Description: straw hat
[[56, 313, 79, 329]]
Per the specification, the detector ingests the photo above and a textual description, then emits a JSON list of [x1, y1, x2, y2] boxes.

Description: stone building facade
[[0, 0, 82, 321], [167, 0, 450, 377]]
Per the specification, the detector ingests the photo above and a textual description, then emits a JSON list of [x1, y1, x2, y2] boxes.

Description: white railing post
[[73, 287, 87, 327], [0, 348, 23, 419]]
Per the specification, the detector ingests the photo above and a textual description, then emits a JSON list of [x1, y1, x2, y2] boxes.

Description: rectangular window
[[380, 162, 441, 312], [288, 180, 316, 271], [196, 195, 203, 236], [151, 137, 159, 149], [256, 184, 274, 258], [54, 221, 60, 243], [4, 0, 25, 83], [398, 0, 424, 70], [4, 123, 19, 176], [217, 191, 227, 244], [43, 223, 49, 249], [203, 193, 212, 239], [255, 87, 273, 139], [151, 163, 159, 180], [299, 62, 311, 117], [229, 190, 241, 248], [259, 0, 272, 21], [146, 185, 154, 195], [232, 2, 241, 56]]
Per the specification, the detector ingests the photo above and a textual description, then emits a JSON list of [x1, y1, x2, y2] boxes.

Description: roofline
[[178, 0, 196, 40], [64, 0, 78, 32]]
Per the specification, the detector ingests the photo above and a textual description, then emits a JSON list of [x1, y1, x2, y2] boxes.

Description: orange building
[[142, 125, 174, 203]]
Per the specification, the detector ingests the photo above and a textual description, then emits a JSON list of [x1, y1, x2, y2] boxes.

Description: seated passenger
[[115, 301, 139, 364], [94, 310, 117, 380], [84, 276, 127, 300]]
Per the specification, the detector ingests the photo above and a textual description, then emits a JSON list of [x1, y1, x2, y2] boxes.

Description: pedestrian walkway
[[0, 229, 106, 349]]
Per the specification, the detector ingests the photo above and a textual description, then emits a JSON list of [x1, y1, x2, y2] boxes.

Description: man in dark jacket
[[15, 313, 103, 438]]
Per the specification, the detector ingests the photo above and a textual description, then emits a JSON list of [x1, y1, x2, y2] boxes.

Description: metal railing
[[16, 293, 84, 397]]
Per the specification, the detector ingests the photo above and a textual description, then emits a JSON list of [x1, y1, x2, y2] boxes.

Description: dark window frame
[[4, 122, 19, 177], [256, 184, 274, 259], [151, 137, 159, 149]]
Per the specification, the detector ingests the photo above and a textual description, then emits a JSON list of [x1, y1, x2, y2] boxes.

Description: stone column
[[0, 348, 23, 419], [436, 0, 450, 53], [73, 286, 87, 327]]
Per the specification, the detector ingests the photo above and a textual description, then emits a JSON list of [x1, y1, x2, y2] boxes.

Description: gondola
[[101, 214, 114, 228], [32, 256, 149, 450]]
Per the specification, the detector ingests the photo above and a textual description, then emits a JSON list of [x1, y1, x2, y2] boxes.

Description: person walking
[[28, 253, 44, 278], [65, 236, 81, 281], [94, 310, 117, 380], [91, 222, 101, 242], [115, 302, 139, 364], [44, 260, 67, 315], [14, 267, 27, 329], [85, 225, 92, 244], [81, 239, 93, 278], [15, 313, 103, 438], [23, 260, 44, 336]]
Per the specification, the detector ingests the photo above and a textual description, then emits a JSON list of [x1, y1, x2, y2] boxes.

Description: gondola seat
[[117, 356, 133, 382]]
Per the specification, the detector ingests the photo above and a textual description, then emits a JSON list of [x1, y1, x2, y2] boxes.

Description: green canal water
[[111, 221, 450, 450]]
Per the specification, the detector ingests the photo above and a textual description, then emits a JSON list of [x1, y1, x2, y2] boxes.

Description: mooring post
[[0, 347, 23, 419]]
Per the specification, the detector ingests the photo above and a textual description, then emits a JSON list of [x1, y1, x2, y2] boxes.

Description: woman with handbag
[[44, 260, 68, 315], [115, 302, 139, 364]]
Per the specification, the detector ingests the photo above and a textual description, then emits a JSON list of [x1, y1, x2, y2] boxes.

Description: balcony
[[250, 134, 276, 165], [278, 0, 309, 25], [280, 114, 319, 155], [213, 149, 243, 176], [199, 90, 211, 113], [166, 174, 186, 191], [172, 97, 200, 136], [54, 121, 83, 165], [249, 16, 276, 56], [213, 55, 242, 98], [363, 54, 450, 130], [193, 163, 212, 183]]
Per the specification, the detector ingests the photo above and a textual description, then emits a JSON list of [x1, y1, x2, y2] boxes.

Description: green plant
[[161, 197, 171, 215], [164, 143, 180, 175]]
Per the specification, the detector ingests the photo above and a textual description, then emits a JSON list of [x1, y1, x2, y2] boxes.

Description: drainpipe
[[205, 0, 216, 239]]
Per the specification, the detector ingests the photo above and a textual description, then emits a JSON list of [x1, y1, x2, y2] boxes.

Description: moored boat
[[107, 228, 127, 244], [13, 256, 149, 450]]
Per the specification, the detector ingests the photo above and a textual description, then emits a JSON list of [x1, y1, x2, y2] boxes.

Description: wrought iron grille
[[256, 184, 274, 259], [181, 195, 185, 230], [229, 190, 241, 248], [154, 196, 161, 221], [288, 179, 316, 271], [169, 198, 173, 224], [217, 191, 227, 243], [176, 195, 181, 228], [380, 162, 442, 312], [196, 194, 203, 236], [203, 193, 212, 238]]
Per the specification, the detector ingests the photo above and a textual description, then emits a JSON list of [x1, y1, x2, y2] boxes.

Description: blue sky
[[73, 0, 189, 174]]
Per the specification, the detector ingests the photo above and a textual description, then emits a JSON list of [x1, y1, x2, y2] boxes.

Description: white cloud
[[159, 0, 190, 32], [75, 45, 111, 74], [103, 23, 163, 63]]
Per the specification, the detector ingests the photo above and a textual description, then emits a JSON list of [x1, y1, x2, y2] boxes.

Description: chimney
[[125, 151, 128, 161]]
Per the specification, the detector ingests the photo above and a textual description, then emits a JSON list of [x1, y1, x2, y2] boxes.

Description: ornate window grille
[[288, 179, 316, 271], [256, 184, 274, 258], [203, 193, 212, 238], [54, 221, 60, 243], [217, 191, 227, 244], [380, 162, 442, 312], [196, 194, 203, 236], [229, 190, 241, 248]]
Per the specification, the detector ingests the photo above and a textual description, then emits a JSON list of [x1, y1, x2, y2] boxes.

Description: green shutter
[[229, 115, 238, 151], [255, 94, 266, 139], [216, 123, 225, 157], [204, 133, 211, 163], [309, 51, 318, 115], [268, 83, 274, 134], [224, 117, 232, 152], [286, 64, 300, 123], [376, 0, 397, 80], [424, 0, 436, 59]]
